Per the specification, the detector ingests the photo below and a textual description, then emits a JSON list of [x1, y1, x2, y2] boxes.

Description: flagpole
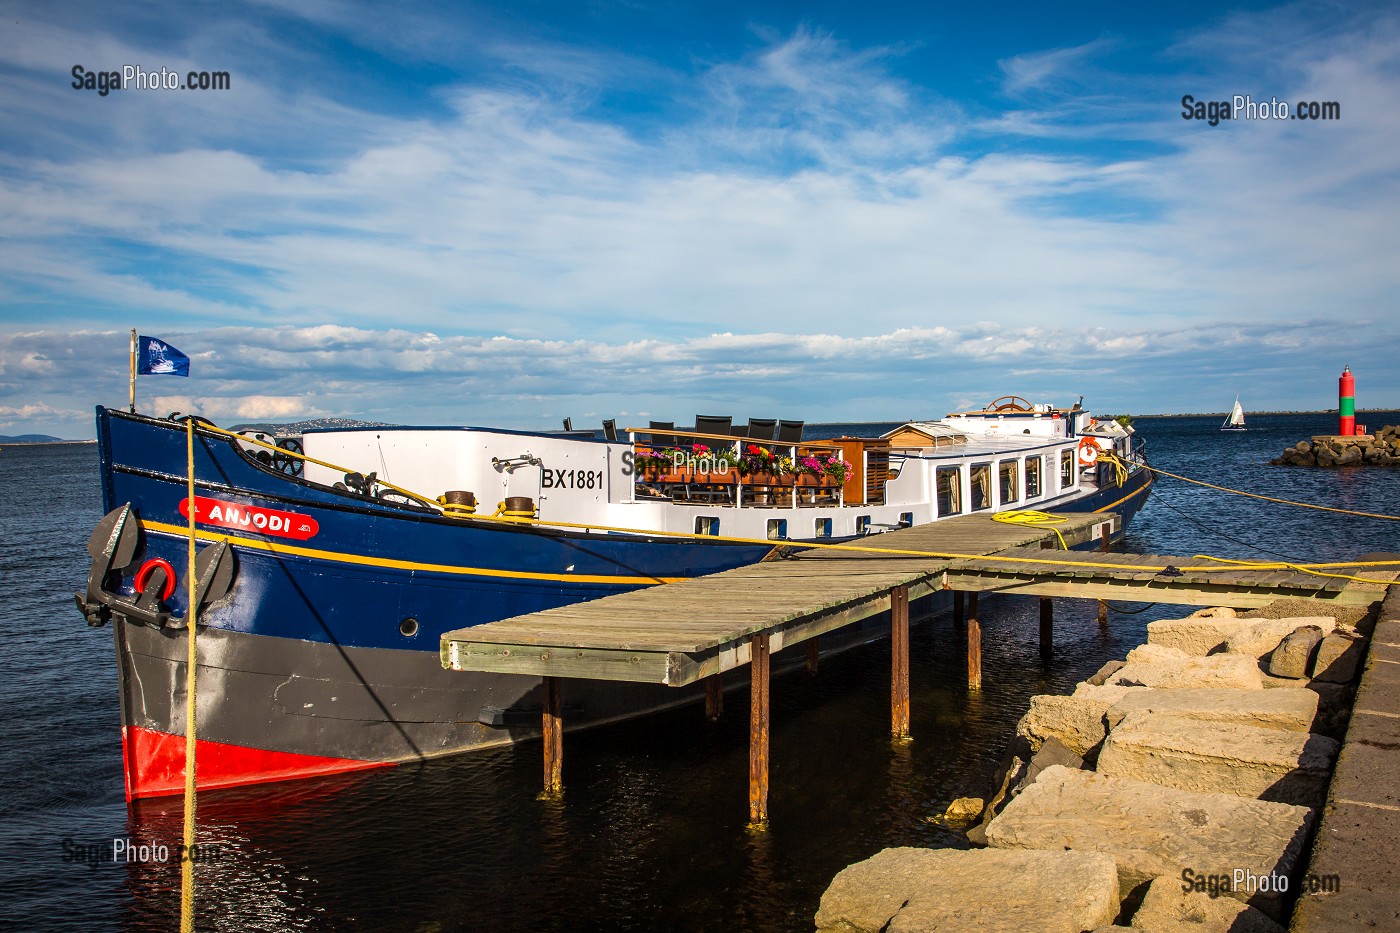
[[129, 329, 137, 413]]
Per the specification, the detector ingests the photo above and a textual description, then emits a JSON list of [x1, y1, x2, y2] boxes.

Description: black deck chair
[[776, 420, 805, 443], [744, 418, 777, 441], [648, 421, 677, 447], [602, 419, 618, 442], [694, 415, 732, 441]]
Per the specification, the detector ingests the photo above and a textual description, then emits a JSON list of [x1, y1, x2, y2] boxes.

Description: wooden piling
[[966, 592, 982, 691], [953, 590, 965, 627], [1098, 522, 1111, 625], [748, 633, 771, 827], [806, 636, 819, 675], [542, 676, 563, 796], [890, 586, 910, 739], [705, 672, 723, 721], [1039, 596, 1053, 660]]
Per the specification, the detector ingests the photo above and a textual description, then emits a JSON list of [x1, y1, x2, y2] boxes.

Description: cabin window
[[899, 512, 914, 528], [999, 461, 1019, 505], [970, 463, 992, 511], [766, 519, 788, 540], [856, 515, 872, 535], [695, 516, 720, 536], [1025, 456, 1042, 499], [814, 518, 832, 538], [1060, 449, 1074, 487], [936, 466, 962, 516]]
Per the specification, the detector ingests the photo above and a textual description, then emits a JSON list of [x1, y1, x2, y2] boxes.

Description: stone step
[[1129, 875, 1284, 933], [1103, 687, 1319, 733], [1105, 651, 1264, 690], [1096, 711, 1338, 807], [984, 765, 1314, 922], [815, 846, 1120, 933]]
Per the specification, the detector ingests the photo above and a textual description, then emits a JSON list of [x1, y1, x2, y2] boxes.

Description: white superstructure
[[296, 397, 1143, 541]]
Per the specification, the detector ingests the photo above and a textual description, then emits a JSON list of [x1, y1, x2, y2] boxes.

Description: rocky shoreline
[[1271, 425, 1400, 467], [815, 600, 1374, 933]]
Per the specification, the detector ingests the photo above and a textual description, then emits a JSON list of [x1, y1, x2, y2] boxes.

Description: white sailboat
[[1221, 397, 1246, 431]]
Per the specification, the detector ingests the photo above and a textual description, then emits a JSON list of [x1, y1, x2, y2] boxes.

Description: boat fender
[[343, 471, 377, 496], [1077, 437, 1099, 467], [134, 557, 177, 602]]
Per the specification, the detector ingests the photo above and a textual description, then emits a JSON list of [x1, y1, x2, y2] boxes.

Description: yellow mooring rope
[[198, 422, 1400, 580], [1093, 450, 1400, 584], [1096, 450, 1400, 522], [181, 419, 198, 933], [992, 510, 1068, 549]]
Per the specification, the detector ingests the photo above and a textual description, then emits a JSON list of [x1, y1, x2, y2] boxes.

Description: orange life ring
[[1077, 437, 1100, 467]]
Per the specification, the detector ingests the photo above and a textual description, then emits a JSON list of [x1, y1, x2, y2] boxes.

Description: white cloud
[[148, 394, 327, 421], [999, 37, 1117, 95], [0, 5, 1397, 438]]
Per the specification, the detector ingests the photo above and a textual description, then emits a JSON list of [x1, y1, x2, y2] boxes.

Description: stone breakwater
[[1271, 425, 1400, 467], [815, 601, 1374, 933]]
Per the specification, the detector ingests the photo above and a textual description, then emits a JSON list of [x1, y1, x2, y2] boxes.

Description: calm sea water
[[3, 412, 1398, 932]]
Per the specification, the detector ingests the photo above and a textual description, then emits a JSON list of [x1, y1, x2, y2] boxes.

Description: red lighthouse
[[1338, 366, 1355, 436]]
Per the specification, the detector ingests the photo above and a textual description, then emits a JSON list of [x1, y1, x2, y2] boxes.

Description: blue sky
[[1, 0, 1397, 437]]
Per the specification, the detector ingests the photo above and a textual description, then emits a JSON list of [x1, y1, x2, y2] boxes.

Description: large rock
[[1310, 631, 1367, 683], [1224, 618, 1336, 661], [1095, 712, 1339, 807], [984, 766, 1314, 921], [1146, 617, 1251, 656], [1106, 653, 1263, 690], [1129, 875, 1284, 933], [1104, 687, 1319, 733], [938, 797, 984, 828], [815, 846, 1121, 933], [1268, 625, 1326, 679], [1016, 694, 1115, 756]]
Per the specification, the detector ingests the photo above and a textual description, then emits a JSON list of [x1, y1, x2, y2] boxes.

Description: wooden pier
[[441, 512, 1392, 824]]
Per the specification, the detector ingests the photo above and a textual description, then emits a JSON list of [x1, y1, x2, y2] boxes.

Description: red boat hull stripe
[[122, 725, 393, 800]]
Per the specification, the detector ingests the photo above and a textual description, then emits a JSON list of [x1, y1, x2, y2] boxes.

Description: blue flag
[[136, 335, 190, 376]]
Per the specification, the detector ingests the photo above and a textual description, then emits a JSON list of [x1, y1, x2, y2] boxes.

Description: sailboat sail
[[1221, 398, 1246, 431]]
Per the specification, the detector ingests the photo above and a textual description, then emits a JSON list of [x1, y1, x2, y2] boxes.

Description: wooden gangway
[[440, 512, 1116, 687], [440, 511, 1393, 823]]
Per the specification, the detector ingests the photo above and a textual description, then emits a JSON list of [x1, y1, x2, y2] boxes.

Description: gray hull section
[[117, 619, 704, 765]]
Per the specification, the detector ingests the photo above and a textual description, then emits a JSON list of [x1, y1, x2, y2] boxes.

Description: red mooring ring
[[134, 558, 177, 602]]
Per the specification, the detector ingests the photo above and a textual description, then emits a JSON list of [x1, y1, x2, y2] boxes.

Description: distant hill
[[0, 434, 64, 444], [230, 417, 393, 436]]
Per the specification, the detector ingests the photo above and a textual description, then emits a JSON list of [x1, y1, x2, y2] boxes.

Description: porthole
[[399, 617, 420, 638]]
